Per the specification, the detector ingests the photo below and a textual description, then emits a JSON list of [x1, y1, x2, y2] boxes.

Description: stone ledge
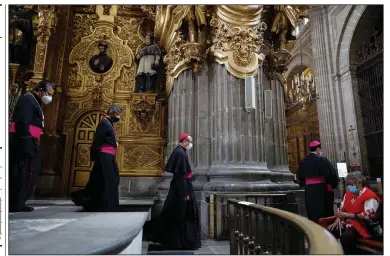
[[9, 206, 149, 255]]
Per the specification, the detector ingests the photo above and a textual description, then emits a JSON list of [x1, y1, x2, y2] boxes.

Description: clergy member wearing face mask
[[9, 80, 56, 212], [326, 171, 382, 254], [296, 141, 339, 222], [71, 104, 122, 212], [144, 133, 201, 250]]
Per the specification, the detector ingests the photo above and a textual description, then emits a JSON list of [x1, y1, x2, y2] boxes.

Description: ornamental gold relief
[[209, 9, 267, 79], [68, 20, 134, 97]]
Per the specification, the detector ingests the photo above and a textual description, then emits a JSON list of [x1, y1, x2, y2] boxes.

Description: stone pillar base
[[204, 167, 299, 192]]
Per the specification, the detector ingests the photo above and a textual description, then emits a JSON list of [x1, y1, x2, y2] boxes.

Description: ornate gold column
[[29, 6, 58, 89]]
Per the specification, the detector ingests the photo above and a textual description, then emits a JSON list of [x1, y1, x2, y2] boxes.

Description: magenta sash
[[100, 144, 116, 155], [305, 176, 333, 192], [10, 122, 42, 139]]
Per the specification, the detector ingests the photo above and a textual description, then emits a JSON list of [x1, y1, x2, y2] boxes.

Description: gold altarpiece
[[36, 6, 167, 196]]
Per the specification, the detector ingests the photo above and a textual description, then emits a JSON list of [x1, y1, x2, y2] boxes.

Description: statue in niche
[[89, 41, 113, 74], [135, 33, 161, 93]]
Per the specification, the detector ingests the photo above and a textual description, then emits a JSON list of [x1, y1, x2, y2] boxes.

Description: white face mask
[[186, 143, 193, 150], [41, 95, 52, 105]]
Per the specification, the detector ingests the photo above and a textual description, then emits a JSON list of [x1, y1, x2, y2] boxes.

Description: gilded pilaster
[[29, 6, 58, 88]]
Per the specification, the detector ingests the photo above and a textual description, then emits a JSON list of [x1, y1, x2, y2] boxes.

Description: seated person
[[326, 171, 382, 254]]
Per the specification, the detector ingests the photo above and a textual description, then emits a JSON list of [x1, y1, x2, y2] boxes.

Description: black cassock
[[144, 145, 201, 250], [71, 118, 119, 212], [9, 93, 43, 211], [296, 153, 338, 222]]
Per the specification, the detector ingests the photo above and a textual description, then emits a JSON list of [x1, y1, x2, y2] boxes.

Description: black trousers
[[9, 152, 40, 211], [331, 227, 360, 254]]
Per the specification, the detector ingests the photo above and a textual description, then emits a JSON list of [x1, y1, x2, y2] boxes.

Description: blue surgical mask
[[347, 185, 359, 193]]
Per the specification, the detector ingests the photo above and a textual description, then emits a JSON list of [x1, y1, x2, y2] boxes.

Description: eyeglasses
[[185, 139, 193, 143]]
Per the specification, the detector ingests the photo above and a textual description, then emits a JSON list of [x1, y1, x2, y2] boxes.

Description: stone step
[[9, 205, 149, 255]]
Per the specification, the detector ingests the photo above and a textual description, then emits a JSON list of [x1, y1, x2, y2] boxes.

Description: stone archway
[[336, 5, 383, 177]]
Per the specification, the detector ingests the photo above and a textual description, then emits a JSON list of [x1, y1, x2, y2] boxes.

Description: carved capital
[[263, 49, 292, 81], [209, 5, 267, 79], [157, 5, 209, 95], [164, 39, 207, 94]]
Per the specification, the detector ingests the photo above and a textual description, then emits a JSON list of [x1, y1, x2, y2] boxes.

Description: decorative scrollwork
[[263, 47, 292, 81], [34, 6, 58, 44], [132, 97, 156, 128], [140, 5, 156, 21], [209, 12, 267, 78]]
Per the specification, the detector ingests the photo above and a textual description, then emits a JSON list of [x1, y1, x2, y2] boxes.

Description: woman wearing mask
[[144, 133, 201, 250], [71, 104, 122, 212], [326, 171, 382, 254]]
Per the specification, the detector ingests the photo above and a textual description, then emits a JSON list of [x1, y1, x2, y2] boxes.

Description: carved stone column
[[309, 6, 339, 163], [203, 63, 297, 192], [262, 49, 291, 172]]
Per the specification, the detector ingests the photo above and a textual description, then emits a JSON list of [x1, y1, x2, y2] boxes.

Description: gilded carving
[[69, 20, 134, 96], [76, 144, 91, 166], [140, 5, 156, 21], [123, 145, 161, 169], [263, 43, 292, 82], [115, 66, 136, 92], [91, 83, 103, 108], [102, 5, 111, 15], [34, 44, 47, 73], [155, 5, 209, 95], [67, 65, 83, 89], [210, 16, 267, 78], [128, 94, 160, 135], [133, 98, 156, 128], [71, 13, 99, 49], [114, 17, 144, 53], [34, 6, 58, 44], [30, 5, 58, 84], [65, 102, 80, 120]]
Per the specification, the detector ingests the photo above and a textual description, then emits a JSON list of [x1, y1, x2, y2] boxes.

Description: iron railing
[[227, 199, 343, 255], [209, 193, 298, 240]]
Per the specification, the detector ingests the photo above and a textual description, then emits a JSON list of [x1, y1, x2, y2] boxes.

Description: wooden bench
[[318, 216, 383, 255]]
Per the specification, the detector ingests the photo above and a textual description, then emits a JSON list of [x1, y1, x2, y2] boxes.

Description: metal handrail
[[208, 193, 297, 240], [228, 198, 343, 255]]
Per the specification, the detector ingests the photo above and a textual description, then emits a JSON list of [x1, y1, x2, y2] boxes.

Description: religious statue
[[9, 6, 34, 65], [89, 41, 113, 74], [135, 33, 161, 93]]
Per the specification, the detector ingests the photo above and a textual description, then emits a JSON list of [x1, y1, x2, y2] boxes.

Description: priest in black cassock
[[296, 141, 339, 222], [71, 104, 122, 212], [9, 80, 57, 212], [144, 133, 201, 250]]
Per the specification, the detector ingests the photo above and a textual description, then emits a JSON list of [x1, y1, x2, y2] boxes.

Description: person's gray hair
[[346, 171, 366, 184], [107, 104, 122, 115]]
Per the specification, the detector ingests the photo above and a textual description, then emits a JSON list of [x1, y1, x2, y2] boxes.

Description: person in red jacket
[[327, 171, 382, 254]]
